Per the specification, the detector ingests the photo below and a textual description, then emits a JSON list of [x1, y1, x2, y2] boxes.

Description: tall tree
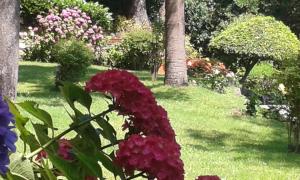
[[0, 0, 20, 99], [164, 0, 187, 86]]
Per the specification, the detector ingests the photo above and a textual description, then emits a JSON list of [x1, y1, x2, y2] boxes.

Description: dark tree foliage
[[90, 0, 163, 22], [185, 0, 300, 56], [258, 0, 300, 37], [185, 0, 247, 56]]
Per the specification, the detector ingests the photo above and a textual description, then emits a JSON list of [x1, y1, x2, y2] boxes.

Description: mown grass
[[17, 61, 300, 180]]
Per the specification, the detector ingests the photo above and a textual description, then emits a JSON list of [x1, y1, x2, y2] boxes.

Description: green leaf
[[72, 148, 104, 179], [9, 153, 35, 180], [59, 82, 92, 114], [96, 117, 117, 144], [18, 101, 53, 128], [72, 115, 102, 148], [95, 151, 124, 179], [47, 154, 82, 180]]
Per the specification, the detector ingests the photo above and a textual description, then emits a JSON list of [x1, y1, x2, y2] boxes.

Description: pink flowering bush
[[4, 70, 213, 179], [23, 7, 103, 62]]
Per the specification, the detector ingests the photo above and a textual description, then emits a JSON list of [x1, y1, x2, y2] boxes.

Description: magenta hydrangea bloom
[[0, 96, 17, 175]]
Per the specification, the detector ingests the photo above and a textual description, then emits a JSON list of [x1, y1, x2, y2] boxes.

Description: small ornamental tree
[[209, 15, 300, 83]]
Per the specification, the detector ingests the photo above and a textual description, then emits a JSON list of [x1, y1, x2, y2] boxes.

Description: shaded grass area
[[17, 61, 300, 179]]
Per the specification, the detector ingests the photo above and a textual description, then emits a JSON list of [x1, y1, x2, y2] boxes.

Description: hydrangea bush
[[0, 70, 216, 179], [23, 7, 103, 62]]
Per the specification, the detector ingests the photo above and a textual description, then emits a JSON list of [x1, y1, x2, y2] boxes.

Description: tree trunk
[[239, 59, 259, 84], [0, 0, 20, 100], [159, 1, 166, 21], [164, 0, 188, 86], [129, 0, 150, 26]]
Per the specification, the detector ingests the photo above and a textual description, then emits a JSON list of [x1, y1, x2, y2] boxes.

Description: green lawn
[[17, 61, 300, 179]]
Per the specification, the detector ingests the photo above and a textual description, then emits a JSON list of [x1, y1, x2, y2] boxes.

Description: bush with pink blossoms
[[23, 7, 103, 62]]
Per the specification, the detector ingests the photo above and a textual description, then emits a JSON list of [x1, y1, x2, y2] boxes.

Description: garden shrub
[[20, 0, 52, 25], [105, 27, 163, 70], [52, 39, 94, 84], [209, 15, 300, 83], [185, 0, 246, 55], [187, 58, 236, 93], [278, 53, 300, 152], [23, 8, 103, 62]]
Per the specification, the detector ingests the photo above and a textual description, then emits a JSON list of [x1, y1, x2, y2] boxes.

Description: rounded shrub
[[209, 15, 300, 82], [107, 27, 163, 70], [52, 39, 94, 85]]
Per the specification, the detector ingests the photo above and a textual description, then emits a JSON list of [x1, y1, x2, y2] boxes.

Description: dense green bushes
[[209, 15, 300, 82], [104, 27, 163, 70], [53, 39, 94, 84], [21, 0, 52, 25], [185, 0, 246, 55]]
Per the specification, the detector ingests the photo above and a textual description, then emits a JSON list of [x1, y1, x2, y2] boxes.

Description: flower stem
[[25, 108, 114, 159]]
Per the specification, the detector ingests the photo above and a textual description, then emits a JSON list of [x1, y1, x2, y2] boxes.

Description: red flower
[[85, 70, 175, 140], [58, 139, 73, 161], [35, 139, 73, 161], [196, 176, 221, 180], [115, 135, 184, 180], [35, 150, 48, 161]]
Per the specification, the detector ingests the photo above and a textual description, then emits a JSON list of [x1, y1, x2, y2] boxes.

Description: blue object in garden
[[0, 96, 17, 175]]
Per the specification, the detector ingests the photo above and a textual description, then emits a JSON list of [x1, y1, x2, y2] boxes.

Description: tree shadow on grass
[[153, 88, 191, 101], [185, 125, 300, 167]]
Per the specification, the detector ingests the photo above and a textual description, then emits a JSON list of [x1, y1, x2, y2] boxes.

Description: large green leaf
[[96, 117, 117, 144], [72, 148, 104, 179], [18, 101, 53, 128], [9, 153, 35, 180], [72, 115, 102, 148], [96, 151, 125, 179], [32, 123, 57, 152], [59, 82, 92, 114], [47, 154, 82, 180]]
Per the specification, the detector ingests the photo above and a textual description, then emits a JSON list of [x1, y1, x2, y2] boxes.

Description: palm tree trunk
[[164, 0, 188, 86], [0, 0, 20, 100]]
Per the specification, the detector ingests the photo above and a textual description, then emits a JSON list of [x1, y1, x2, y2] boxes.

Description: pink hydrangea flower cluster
[[115, 135, 184, 180], [28, 7, 103, 53], [85, 70, 184, 180], [85, 70, 175, 140]]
